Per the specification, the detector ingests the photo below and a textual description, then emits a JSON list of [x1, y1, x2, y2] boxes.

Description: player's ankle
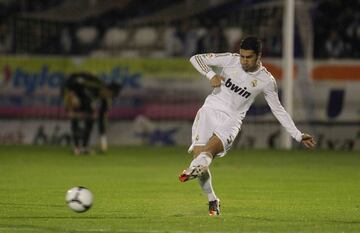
[[190, 152, 212, 169], [198, 152, 213, 165], [199, 151, 213, 159]]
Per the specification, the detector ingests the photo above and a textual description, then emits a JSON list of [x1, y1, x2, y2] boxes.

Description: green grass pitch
[[0, 145, 359, 233]]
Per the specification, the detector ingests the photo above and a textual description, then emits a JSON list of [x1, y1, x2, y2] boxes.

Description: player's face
[[239, 49, 259, 72]]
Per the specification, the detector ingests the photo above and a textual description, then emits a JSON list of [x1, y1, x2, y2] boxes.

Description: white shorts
[[188, 106, 242, 157]]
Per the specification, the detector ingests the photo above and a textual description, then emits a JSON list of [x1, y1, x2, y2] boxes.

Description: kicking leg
[[179, 135, 223, 182]]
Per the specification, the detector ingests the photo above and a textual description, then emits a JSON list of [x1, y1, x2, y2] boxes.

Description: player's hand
[[301, 133, 316, 149], [210, 74, 225, 87]]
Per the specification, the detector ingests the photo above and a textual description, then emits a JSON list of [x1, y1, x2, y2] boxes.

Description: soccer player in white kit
[[178, 36, 316, 216]]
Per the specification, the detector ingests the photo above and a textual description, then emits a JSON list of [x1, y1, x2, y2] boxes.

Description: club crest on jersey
[[224, 79, 251, 98], [251, 79, 257, 87]]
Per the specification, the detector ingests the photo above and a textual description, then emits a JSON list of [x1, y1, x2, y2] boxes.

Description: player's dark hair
[[240, 36, 262, 56]]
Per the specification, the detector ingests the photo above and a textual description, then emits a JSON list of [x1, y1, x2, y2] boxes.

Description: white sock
[[100, 135, 107, 151], [199, 169, 218, 202], [189, 152, 212, 168]]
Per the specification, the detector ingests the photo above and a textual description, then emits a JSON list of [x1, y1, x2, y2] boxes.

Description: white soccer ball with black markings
[[65, 186, 93, 213]]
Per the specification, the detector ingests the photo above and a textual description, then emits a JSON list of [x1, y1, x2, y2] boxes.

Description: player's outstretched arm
[[301, 133, 316, 149]]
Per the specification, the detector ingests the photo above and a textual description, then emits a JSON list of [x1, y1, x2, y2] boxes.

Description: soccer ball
[[65, 186, 93, 213]]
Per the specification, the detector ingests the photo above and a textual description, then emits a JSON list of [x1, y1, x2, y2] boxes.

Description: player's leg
[[198, 168, 216, 202], [179, 112, 239, 182], [180, 140, 222, 215], [179, 107, 224, 182], [98, 111, 108, 153], [197, 164, 220, 215], [82, 114, 94, 154], [99, 135, 107, 152], [192, 146, 217, 201], [70, 116, 81, 155], [194, 142, 221, 216], [179, 108, 239, 216], [200, 119, 240, 216]]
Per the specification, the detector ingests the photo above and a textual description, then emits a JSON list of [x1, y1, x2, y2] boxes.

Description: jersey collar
[[247, 62, 265, 76]]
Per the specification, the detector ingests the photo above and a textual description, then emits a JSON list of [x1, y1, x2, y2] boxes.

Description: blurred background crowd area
[[0, 0, 358, 58]]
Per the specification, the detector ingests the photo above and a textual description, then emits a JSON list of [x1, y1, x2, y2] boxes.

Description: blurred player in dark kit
[[62, 72, 122, 155]]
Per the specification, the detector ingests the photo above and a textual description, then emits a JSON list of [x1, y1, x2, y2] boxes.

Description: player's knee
[[203, 135, 224, 156]]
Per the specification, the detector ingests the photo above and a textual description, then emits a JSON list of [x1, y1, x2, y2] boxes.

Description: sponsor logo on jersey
[[224, 78, 251, 98]]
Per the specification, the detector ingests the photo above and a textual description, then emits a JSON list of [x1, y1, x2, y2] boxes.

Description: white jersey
[[190, 52, 302, 142]]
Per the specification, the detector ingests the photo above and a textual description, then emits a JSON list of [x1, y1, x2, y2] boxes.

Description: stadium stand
[[75, 26, 99, 54], [0, 0, 359, 58], [102, 27, 129, 50]]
